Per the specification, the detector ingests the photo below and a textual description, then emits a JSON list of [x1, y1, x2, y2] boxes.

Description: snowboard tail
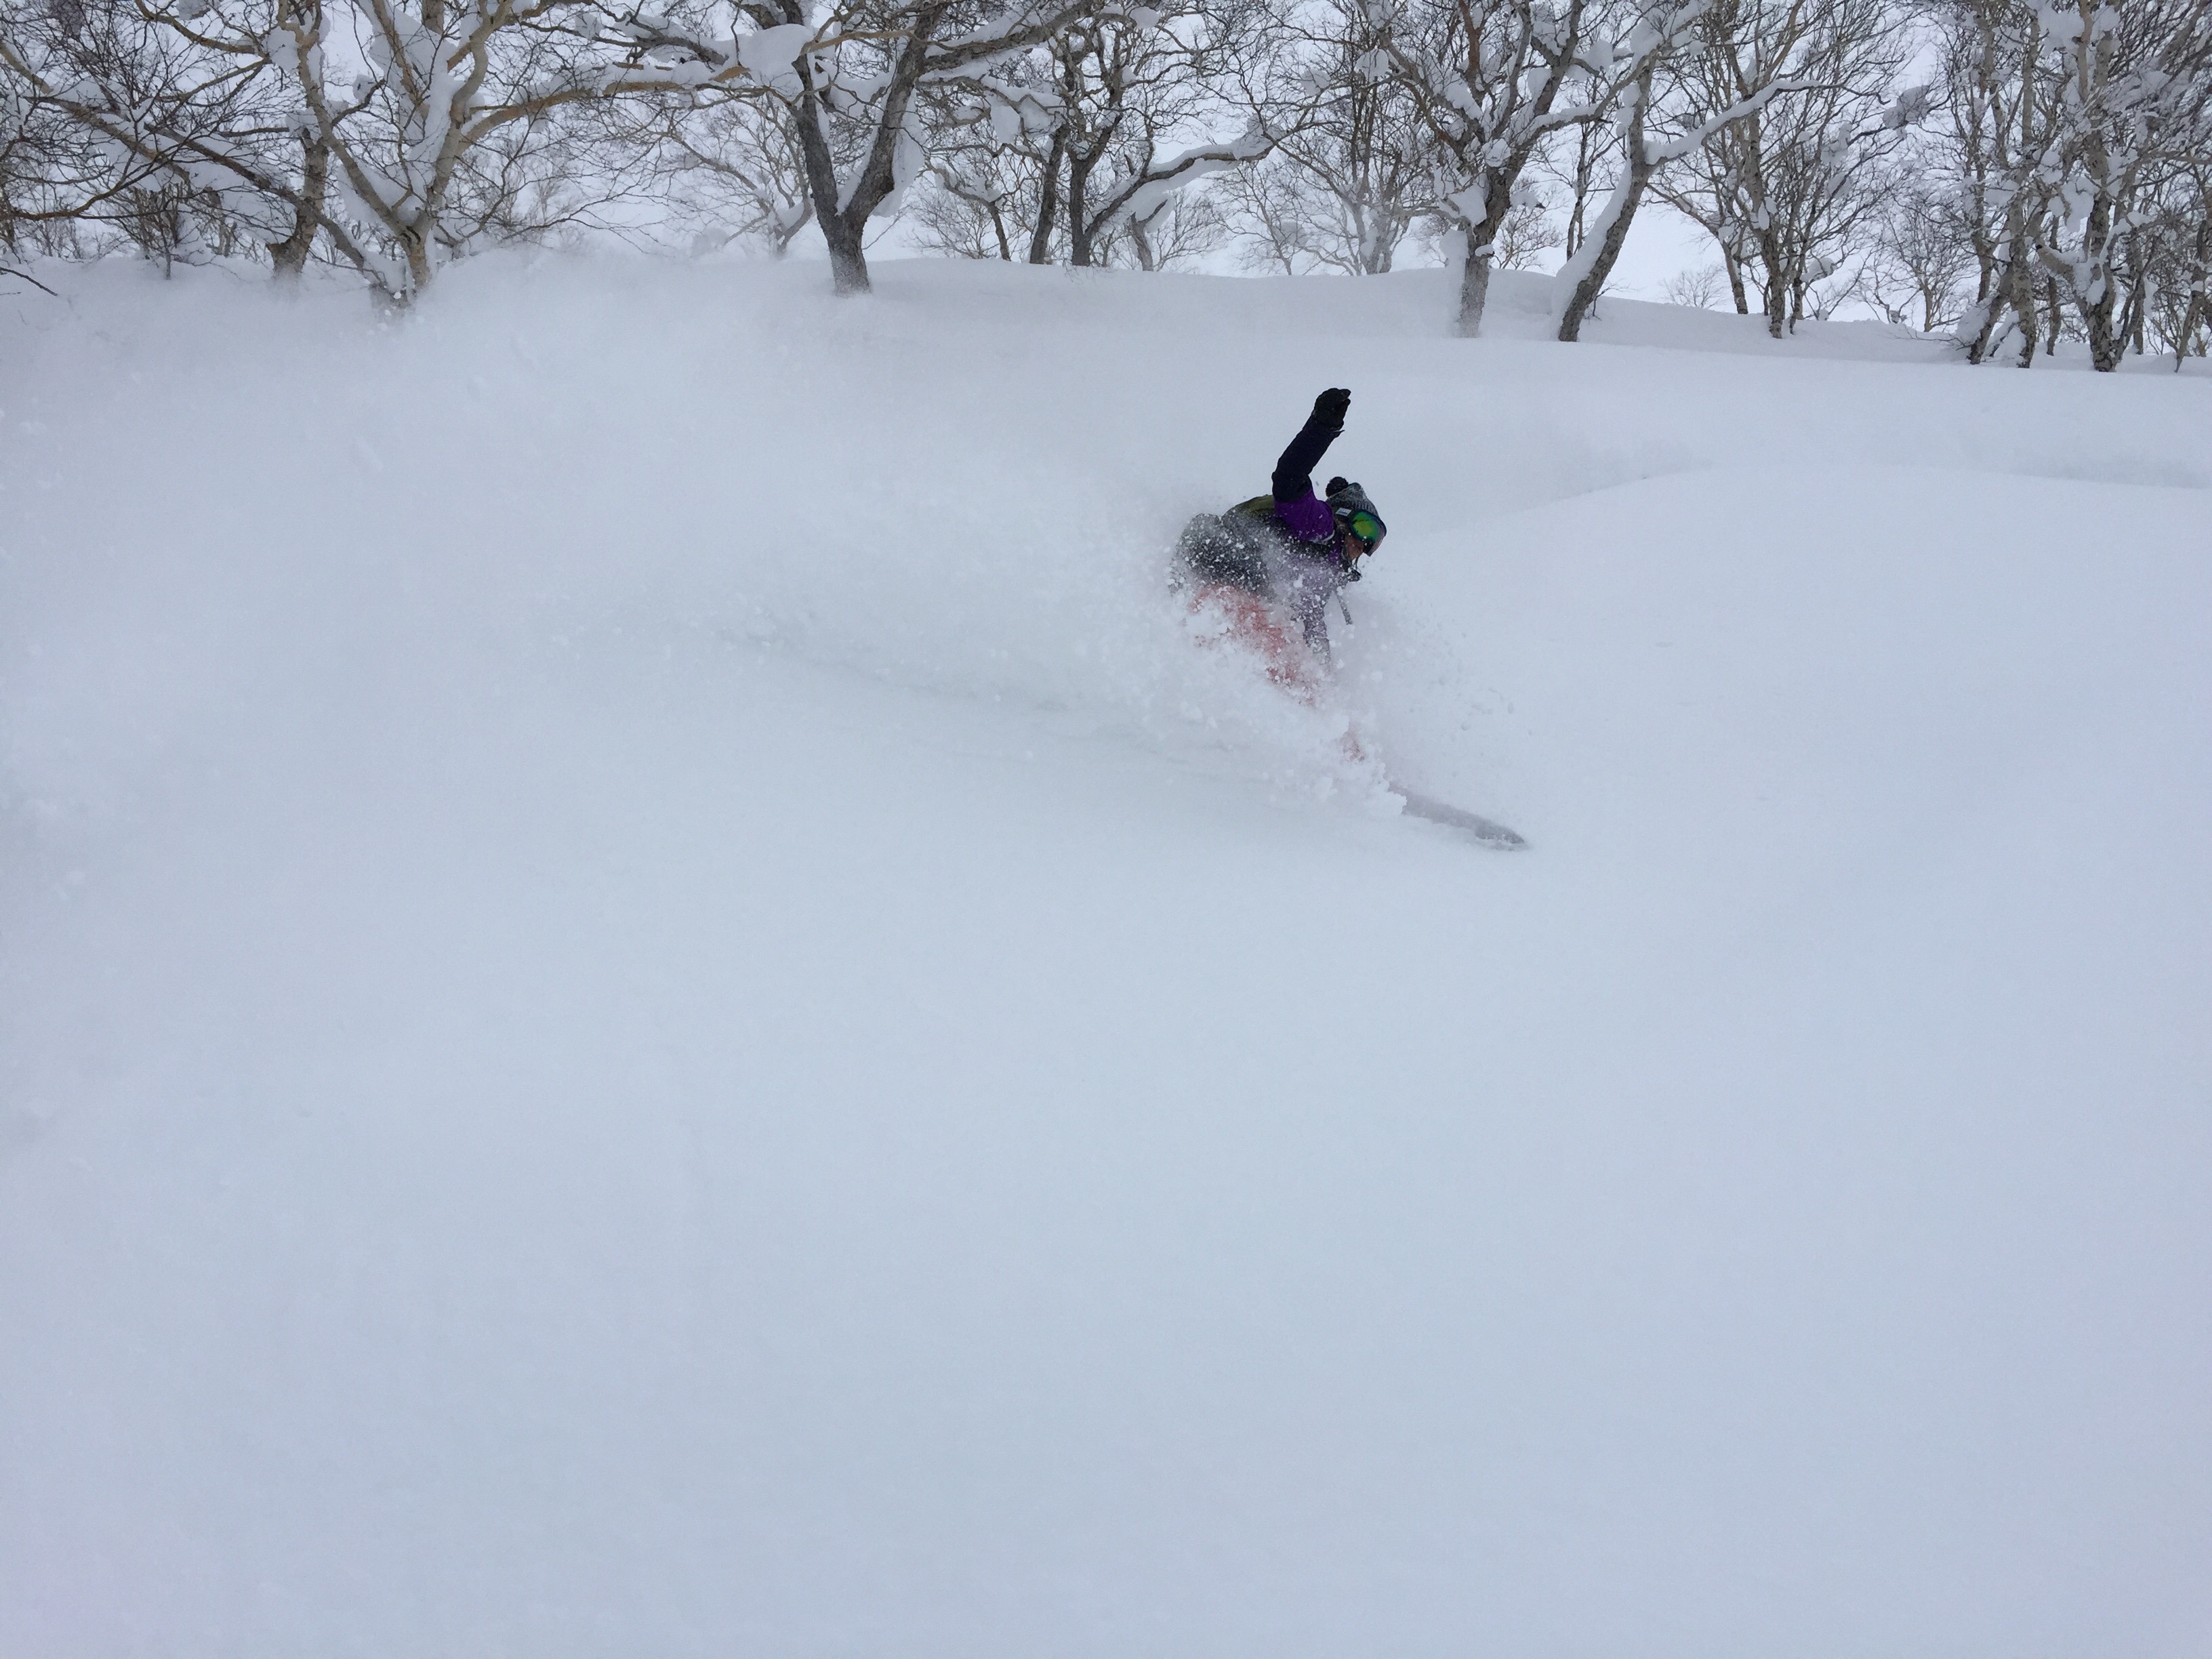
[[1395, 789, 1526, 849]]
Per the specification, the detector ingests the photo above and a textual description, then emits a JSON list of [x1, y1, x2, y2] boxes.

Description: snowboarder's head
[[1326, 478, 1385, 565]]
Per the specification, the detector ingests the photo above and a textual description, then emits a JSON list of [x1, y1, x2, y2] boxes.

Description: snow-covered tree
[[1933, 0, 2212, 369], [909, 3, 1265, 269], [2127, 159, 2210, 359], [1364, 0, 1743, 335], [1, 0, 123, 262], [0, 0, 319, 268], [2031, 0, 2212, 369], [1221, 0, 1443, 274], [647, 0, 1147, 293], [3, 0, 724, 296], [1653, 0, 1914, 337], [1852, 176, 1975, 330], [636, 79, 830, 255], [1548, 0, 1770, 341], [1361, 0, 1611, 333]]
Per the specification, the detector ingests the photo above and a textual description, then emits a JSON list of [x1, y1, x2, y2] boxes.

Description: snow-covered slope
[[3, 255, 2208, 1658]]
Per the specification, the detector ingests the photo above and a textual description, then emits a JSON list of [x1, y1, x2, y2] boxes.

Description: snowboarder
[[1173, 392, 1521, 848], [1176, 386, 1387, 694]]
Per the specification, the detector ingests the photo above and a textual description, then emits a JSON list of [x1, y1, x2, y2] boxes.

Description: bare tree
[[3, 0, 739, 298], [1220, 146, 1311, 269], [728, 0, 1253, 287], [1654, 0, 1914, 338], [1543, 0, 1864, 343], [1047, 13, 1202, 265], [2035, 0, 2212, 369], [1663, 260, 1723, 305], [757, 0, 1129, 292], [1853, 177, 1973, 329], [909, 78, 1060, 259], [1366, 0, 1612, 333], [1221, 0, 1440, 274], [636, 87, 825, 256], [1123, 173, 1223, 264], [1, 0, 318, 269], [1, 2, 129, 260], [908, 0, 1273, 270]]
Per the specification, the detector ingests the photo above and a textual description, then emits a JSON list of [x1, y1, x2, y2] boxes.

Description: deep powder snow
[[3, 256, 2209, 1657]]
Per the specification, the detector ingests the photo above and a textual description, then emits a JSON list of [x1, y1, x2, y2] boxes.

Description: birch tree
[[649, 0, 1129, 293], [1853, 177, 1975, 329], [1654, 0, 1912, 337], [0, 0, 320, 267], [1370, 0, 1610, 333], [1547, 0, 1724, 340], [913, 4, 1264, 269], [1932, 0, 2212, 368], [1223, 0, 1443, 274], [2032, 0, 2212, 369]]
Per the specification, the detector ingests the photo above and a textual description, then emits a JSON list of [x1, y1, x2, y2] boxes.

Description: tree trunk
[[1964, 279, 2005, 363], [268, 134, 327, 278], [792, 0, 945, 296], [2078, 204, 2123, 371], [1563, 124, 1597, 258], [398, 221, 433, 300], [1968, 212, 2036, 365], [1361, 206, 1395, 276], [2182, 223, 2212, 367], [2084, 289, 2121, 369], [2122, 271, 2146, 355], [1558, 79, 1652, 343], [1454, 235, 1492, 337], [1723, 247, 1748, 313], [1452, 173, 1511, 337], [2011, 251, 2041, 366], [1028, 131, 1065, 264], [822, 216, 870, 295], [1753, 226, 1788, 338], [1130, 216, 1156, 271], [1970, 233, 1997, 313], [791, 47, 869, 293], [1067, 151, 1097, 266]]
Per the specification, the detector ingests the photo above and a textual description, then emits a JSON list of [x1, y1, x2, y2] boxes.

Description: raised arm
[[1272, 388, 1350, 504]]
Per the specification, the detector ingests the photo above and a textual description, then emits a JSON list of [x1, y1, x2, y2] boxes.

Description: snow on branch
[[1099, 122, 1273, 228]]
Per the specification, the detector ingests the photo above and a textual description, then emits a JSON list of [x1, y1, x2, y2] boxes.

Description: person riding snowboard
[[1176, 386, 1387, 692]]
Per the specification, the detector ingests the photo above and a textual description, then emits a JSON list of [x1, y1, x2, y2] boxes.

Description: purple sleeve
[[1270, 413, 1342, 544], [1272, 414, 1340, 504], [1273, 491, 1336, 541]]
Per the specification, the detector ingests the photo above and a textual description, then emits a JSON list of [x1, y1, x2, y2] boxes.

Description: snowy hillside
[[3, 255, 2209, 1658]]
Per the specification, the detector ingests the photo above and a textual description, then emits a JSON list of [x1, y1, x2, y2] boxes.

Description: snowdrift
[[3, 254, 2209, 1658]]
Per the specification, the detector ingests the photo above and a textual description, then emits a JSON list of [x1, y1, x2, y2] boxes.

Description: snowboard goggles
[[1343, 510, 1385, 551]]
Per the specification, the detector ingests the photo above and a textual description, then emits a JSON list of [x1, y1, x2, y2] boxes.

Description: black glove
[[1311, 387, 1350, 429]]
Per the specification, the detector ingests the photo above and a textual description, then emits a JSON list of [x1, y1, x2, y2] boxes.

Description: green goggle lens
[[1347, 510, 1384, 549]]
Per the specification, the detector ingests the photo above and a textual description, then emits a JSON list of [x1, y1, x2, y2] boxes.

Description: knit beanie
[[1325, 479, 1386, 544]]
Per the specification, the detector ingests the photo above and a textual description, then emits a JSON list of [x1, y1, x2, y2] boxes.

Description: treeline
[[2, 0, 2206, 361]]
